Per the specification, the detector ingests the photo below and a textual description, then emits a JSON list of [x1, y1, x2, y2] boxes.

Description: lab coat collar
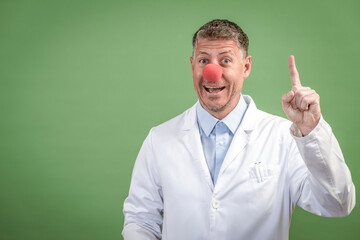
[[240, 95, 258, 132], [181, 95, 259, 190], [196, 95, 248, 137]]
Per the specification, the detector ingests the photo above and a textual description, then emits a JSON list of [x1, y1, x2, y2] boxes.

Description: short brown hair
[[192, 19, 249, 56]]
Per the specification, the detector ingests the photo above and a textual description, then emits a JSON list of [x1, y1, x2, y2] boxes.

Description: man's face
[[190, 39, 251, 119]]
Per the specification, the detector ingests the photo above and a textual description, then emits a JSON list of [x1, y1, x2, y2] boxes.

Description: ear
[[190, 57, 194, 71], [243, 55, 252, 79]]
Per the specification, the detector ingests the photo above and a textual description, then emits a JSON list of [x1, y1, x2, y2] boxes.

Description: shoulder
[[242, 95, 293, 141], [256, 109, 291, 130], [149, 104, 197, 139]]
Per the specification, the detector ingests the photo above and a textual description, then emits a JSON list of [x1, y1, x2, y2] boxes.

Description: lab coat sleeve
[[287, 117, 355, 217], [122, 129, 163, 240]]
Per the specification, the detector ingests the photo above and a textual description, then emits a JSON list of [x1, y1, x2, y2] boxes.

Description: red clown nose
[[202, 64, 222, 81]]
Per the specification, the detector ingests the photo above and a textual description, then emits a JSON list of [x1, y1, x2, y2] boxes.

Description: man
[[122, 19, 355, 240]]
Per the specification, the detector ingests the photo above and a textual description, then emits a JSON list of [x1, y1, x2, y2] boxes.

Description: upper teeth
[[206, 86, 221, 89]]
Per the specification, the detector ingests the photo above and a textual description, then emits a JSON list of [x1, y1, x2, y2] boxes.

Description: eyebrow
[[198, 51, 210, 56], [219, 50, 234, 55]]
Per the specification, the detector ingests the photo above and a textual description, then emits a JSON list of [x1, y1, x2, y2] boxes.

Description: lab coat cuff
[[290, 115, 328, 142]]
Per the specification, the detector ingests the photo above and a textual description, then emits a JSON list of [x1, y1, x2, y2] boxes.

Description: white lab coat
[[123, 95, 355, 240]]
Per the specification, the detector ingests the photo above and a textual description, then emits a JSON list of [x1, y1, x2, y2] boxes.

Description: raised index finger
[[288, 55, 301, 88]]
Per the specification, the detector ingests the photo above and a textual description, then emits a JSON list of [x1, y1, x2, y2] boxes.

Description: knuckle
[[297, 91, 306, 98]]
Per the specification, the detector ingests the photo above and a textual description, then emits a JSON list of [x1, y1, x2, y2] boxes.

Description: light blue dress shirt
[[196, 95, 248, 184]]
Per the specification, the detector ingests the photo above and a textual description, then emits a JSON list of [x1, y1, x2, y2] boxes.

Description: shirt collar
[[196, 95, 248, 137]]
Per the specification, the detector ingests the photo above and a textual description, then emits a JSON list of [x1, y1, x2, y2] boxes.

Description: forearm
[[291, 117, 355, 216]]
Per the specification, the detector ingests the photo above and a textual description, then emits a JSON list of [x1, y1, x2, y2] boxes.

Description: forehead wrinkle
[[193, 39, 244, 59], [195, 49, 237, 59]]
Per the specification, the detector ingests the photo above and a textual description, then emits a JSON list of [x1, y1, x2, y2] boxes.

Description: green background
[[1, 0, 359, 239]]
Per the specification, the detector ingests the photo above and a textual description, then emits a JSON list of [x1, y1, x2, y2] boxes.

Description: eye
[[222, 58, 231, 64], [199, 59, 208, 64]]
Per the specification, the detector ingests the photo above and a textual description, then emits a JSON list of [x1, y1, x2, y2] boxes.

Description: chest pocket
[[249, 162, 280, 183], [247, 163, 281, 214]]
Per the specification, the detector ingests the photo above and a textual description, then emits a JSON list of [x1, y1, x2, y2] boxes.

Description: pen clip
[[255, 162, 264, 183]]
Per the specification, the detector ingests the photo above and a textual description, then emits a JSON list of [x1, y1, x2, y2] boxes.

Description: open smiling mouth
[[204, 86, 225, 93]]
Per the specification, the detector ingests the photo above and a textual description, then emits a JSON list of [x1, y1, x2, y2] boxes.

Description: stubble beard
[[201, 88, 239, 114]]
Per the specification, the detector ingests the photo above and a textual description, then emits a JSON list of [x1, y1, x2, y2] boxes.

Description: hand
[[282, 55, 321, 136]]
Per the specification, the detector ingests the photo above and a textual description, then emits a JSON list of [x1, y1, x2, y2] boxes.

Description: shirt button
[[212, 199, 220, 209], [219, 141, 224, 146]]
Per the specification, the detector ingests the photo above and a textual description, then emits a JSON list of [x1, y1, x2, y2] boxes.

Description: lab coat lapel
[[181, 105, 214, 191], [218, 96, 257, 179], [218, 127, 251, 178]]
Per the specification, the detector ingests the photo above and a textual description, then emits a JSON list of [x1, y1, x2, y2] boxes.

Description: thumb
[[282, 90, 294, 104]]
